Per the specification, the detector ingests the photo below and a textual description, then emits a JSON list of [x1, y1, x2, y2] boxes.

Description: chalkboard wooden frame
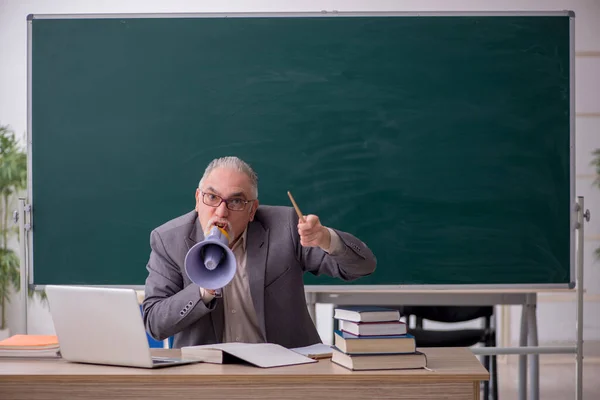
[[25, 11, 575, 289]]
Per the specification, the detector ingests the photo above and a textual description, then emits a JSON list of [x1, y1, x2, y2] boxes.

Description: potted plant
[[0, 124, 27, 339]]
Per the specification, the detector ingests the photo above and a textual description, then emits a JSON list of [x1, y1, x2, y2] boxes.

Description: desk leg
[[519, 303, 529, 400], [527, 294, 539, 400]]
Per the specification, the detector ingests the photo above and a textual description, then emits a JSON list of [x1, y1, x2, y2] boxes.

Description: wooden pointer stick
[[287, 191, 306, 223]]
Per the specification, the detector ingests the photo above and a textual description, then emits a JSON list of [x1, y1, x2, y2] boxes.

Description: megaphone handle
[[214, 288, 223, 298]]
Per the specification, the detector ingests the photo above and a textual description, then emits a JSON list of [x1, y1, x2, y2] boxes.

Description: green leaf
[[0, 124, 27, 329]]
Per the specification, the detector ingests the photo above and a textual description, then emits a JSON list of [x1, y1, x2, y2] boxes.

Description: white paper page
[[183, 343, 317, 368], [291, 343, 333, 358]]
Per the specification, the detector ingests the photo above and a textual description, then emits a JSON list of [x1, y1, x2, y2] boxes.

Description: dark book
[[334, 306, 400, 323], [334, 330, 416, 354], [331, 347, 427, 371]]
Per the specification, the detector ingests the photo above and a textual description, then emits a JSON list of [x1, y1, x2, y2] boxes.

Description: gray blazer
[[142, 205, 376, 349]]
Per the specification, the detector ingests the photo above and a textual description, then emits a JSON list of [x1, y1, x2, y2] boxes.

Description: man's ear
[[249, 200, 259, 221], [195, 188, 201, 212]]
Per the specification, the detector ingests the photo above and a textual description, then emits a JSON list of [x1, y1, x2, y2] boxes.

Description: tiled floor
[[488, 353, 599, 399]]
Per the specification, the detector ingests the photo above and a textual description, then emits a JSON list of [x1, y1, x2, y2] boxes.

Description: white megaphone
[[185, 226, 236, 298]]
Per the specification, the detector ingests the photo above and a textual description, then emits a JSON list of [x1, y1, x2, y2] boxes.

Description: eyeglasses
[[201, 191, 255, 211]]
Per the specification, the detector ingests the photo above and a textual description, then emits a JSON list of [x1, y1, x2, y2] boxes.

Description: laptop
[[45, 285, 200, 368]]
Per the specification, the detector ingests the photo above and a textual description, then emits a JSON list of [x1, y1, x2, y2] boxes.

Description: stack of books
[[0, 334, 61, 358], [331, 306, 427, 371]]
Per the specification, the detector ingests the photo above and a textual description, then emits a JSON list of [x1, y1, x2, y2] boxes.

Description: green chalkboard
[[29, 13, 573, 287]]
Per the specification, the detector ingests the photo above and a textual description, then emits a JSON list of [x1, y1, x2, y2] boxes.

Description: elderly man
[[142, 156, 376, 348]]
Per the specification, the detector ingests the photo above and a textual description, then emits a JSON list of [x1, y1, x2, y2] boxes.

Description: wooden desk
[[0, 347, 488, 400]]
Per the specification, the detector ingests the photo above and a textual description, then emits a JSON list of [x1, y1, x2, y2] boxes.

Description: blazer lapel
[[246, 220, 268, 338], [185, 216, 205, 250], [185, 215, 224, 343]]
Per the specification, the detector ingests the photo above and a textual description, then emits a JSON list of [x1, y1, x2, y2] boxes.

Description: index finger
[[298, 215, 319, 232]]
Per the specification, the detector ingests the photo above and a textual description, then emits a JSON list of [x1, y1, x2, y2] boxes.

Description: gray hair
[[198, 156, 258, 199]]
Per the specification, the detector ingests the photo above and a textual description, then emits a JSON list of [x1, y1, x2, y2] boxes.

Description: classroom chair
[[400, 306, 498, 400]]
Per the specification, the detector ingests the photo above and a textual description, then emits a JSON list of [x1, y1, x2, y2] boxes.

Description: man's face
[[195, 167, 258, 244]]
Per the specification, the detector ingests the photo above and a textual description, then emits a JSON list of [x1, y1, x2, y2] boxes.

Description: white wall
[[1, 0, 599, 345]]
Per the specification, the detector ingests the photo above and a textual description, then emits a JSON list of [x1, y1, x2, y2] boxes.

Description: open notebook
[[181, 342, 317, 368]]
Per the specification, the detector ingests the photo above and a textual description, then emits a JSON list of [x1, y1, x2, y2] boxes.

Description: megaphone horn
[[185, 226, 236, 298]]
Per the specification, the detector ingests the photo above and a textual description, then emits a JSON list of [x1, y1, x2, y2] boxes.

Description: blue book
[[333, 306, 400, 322]]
